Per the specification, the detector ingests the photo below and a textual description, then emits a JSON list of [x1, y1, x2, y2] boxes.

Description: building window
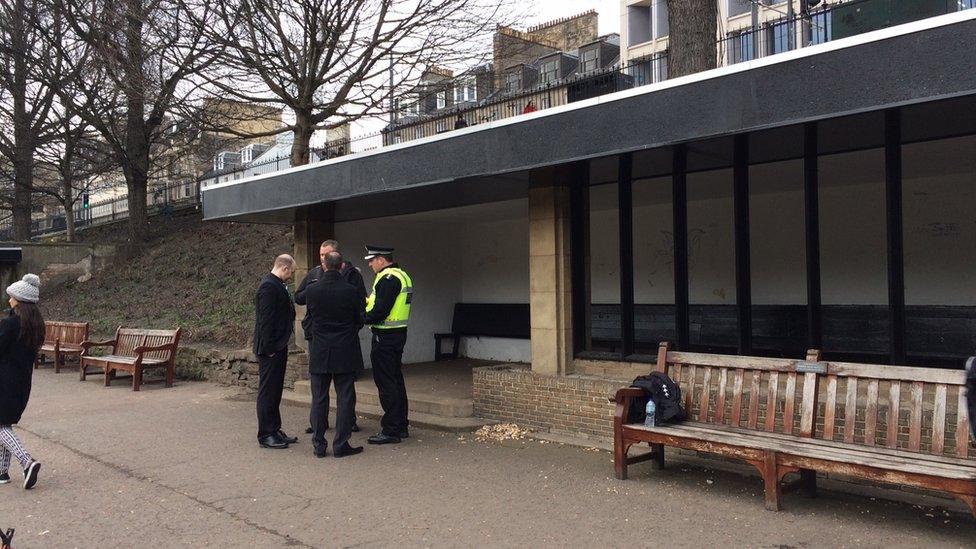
[[540, 60, 558, 85], [727, 30, 754, 64], [653, 53, 668, 82], [766, 20, 790, 55], [627, 4, 652, 46], [808, 9, 832, 45], [581, 48, 598, 73], [436, 90, 446, 110], [728, 0, 751, 17], [652, 0, 669, 39], [453, 77, 477, 103], [505, 71, 520, 94]]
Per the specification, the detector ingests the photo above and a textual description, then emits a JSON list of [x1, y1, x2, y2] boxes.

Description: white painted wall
[[333, 199, 531, 367]]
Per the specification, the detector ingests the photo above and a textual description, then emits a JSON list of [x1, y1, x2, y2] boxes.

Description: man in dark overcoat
[[253, 254, 297, 449], [295, 251, 365, 458]]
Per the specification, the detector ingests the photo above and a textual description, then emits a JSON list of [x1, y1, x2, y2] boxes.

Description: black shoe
[[333, 444, 364, 458], [313, 446, 328, 458], [0, 472, 9, 484], [351, 423, 361, 433], [305, 426, 313, 434], [23, 460, 40, 490], [258, 435, 289, 449], [367, 433, 401, 445], [277, 430, 298, 444]]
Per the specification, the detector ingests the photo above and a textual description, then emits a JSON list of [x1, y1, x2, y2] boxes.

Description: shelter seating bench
[[35, 321, 90, 373], [434, 303, 529, 360], [80, 327, 182, 391], [612, 342, 976, 515]]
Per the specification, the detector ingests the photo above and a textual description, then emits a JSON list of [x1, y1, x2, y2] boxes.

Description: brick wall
[[473, 364, 620, 439]]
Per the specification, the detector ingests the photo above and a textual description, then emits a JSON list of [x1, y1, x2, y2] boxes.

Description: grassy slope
[[40, 212, 293, 346]]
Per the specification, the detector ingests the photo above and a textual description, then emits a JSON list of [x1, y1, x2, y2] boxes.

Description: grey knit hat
[[7, 273, 40, 303]]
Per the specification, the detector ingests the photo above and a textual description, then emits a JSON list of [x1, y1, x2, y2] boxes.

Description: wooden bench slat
[[826, 361, 965, 385], [747, 370, 761, 430], [864, 379, 879, 447], [844, 377, 858, 444], [887, 381, 902, 449], [699, 367, 713, 423], [626, 424, 976, 479], [823, 375, 838, 441], [716, 368, 728, 424], [635, 421, 976, 471], [932, 384, 948, 456], [799, 372, 818, 438], [731, 369, 745, 427], [683, 364, 696, 418], [909, 381, 925, 452], [765, 371, 779, 432], [783, 372, 797, 435], [668, 351, 810, 372], [957, 387, 971, 459]]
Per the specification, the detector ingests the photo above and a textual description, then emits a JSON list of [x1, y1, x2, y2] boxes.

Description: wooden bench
[[35, 321, 90, 373], [612, 342, 976, 515], [80, 327, 182, 391], [434, 303, 529, 360]]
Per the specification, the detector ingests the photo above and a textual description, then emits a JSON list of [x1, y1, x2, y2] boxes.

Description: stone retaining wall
[[174, 346, 309, 391]]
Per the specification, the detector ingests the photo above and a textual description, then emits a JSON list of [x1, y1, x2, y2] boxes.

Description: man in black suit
[[297, 239, 365, 434], [253, 254, 297, 449], [295, 251, 365, 458]]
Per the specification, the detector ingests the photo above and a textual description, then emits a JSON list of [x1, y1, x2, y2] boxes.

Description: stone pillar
[[529, 183, 574, 376], [293, 203, 334, 349]]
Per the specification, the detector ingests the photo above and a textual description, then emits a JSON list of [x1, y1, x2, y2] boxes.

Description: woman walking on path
[[0, 274, 44, 489]]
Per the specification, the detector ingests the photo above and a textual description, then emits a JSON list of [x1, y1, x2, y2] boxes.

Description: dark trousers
[[256, 351, 288, 439], [310, 372, 357, 451], [370, 329, 409, 435]]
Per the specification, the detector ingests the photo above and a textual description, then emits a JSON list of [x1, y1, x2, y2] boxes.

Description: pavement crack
[[19, 427, 318, 549]]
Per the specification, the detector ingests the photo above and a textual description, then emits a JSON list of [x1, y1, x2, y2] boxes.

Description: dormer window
[[581, 48, 598, 73], [540, 60, 558, 85], [505, 71, 520, 94]]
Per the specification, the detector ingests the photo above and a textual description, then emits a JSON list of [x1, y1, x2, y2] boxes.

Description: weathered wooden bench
[[80, 327, 182, 391], [36, 321, 90, 373], [612, 342, 976, 516]]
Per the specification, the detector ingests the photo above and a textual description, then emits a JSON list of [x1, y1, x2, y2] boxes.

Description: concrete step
[[292, 379, 472, 418], [281, 390, 489, 432]]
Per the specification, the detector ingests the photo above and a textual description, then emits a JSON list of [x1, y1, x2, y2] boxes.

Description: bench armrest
[[81, 339, 116, 350], [611, 387, 645, 429], [609, 387, 644, 404], [133, 343, 177, 355]]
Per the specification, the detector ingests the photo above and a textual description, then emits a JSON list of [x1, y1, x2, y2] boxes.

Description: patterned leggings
[[0, 425, 32, 474]]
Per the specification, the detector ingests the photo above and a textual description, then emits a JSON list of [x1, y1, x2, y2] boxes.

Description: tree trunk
[[290, 110, 314, 167], [65, 201, 76, 242], [123, 0, 150, 242], [10, 0, 32, 241], [667, 0, 718, 78], [12, 144, 33, 241]]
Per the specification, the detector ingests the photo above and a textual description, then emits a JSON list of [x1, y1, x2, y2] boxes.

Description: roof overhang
[[203, 11, 976, 224]]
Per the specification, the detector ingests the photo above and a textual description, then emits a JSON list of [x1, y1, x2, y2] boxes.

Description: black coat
[[294, 270, 364, 374], [0, 314, 37, 425], [296, 261, 366, 339], [252, 272, 295, 356]]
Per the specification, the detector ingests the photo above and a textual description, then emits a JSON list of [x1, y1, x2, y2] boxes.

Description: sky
[[529, 0, 621, 35]]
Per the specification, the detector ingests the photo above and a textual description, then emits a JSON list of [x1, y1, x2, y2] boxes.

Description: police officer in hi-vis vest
[[362, 245, 413, 444]]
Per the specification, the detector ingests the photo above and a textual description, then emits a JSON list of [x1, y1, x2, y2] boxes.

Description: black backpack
[[628, 371, 686, 425]]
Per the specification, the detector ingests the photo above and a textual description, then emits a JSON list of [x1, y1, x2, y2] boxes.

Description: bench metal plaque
[[795, 361, 827, 374]]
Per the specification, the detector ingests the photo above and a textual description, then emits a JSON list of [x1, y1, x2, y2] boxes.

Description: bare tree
[[0, 0, 71, 240], [34, 108, 114, 241], [194, 0, 521, 167], [666, 0, 718, 78], [56, 0, 215, 241]]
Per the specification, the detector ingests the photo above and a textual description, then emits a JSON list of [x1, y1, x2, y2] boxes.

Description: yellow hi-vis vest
[[366, 266, 413, 329]]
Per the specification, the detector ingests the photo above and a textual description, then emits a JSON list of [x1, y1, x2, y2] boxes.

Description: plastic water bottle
[[644, 399, 656, 428]]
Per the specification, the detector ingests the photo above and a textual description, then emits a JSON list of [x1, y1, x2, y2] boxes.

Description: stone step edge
[[281, 390, 490, 432], [292, 380, 473, 413]]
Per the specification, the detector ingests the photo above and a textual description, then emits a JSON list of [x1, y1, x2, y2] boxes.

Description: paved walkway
[[1, 369, 972, 548]]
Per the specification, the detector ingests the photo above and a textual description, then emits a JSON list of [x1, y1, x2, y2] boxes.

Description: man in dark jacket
[[295, 251, 365, 458], [296, 239, 365, 433], [253, 254, 297, 449]]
